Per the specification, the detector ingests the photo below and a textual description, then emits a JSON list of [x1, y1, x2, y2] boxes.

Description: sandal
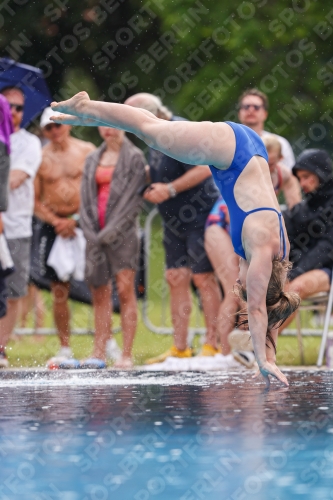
[[79, 358, 107, 369]]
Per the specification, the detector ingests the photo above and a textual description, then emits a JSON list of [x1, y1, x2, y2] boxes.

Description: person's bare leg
[[50, 281, 71, 348], [11, 295, 27, 342], [204, 225, 240, 354], [114, 269, 137, 367], [16, 290, 31, 342], [0, 299, 20, 349], [32, 286, 46, 342], [166, 268, 192, 351], [90, 283, 112, 361], [51, 94, 235, 172], [279, 270, 330, 333], [19, 285, 46, 342], [33, 286, 46, 330], [19, 292, 30, 328], [192, 272, 221, 349]]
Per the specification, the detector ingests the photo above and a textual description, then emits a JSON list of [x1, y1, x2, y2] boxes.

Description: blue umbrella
[[0, 58, 52, 128]]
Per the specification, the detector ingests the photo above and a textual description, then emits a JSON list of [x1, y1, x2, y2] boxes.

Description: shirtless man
[[34, 107, 95, 366]]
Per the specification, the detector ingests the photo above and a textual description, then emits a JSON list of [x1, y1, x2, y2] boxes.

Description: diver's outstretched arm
[[51, 91, 234, 168], [246, 251, 289, 387]]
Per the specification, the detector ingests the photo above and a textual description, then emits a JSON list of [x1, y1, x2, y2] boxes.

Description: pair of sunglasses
[[239, 104, 264, 111], [10, 103, 24, 112], [44, 123, 62, 132]]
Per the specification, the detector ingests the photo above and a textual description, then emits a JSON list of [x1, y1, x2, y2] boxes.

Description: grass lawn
[[7, 324, 323, 368], [6, 213, 325, 368]]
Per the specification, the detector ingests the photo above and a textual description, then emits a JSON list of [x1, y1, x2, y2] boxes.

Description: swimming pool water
[[0, 369, 332, 500]]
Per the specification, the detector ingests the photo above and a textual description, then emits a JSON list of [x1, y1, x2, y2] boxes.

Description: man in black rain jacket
[[280, 149, 333, 333]]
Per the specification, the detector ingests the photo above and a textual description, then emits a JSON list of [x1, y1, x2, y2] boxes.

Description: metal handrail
[[317, 267, 333, 366]]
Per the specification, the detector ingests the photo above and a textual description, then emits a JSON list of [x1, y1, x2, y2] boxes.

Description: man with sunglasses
[[34, 107, 95, 367], [0, 86, 42, 368], [237, 88, 295, 170]]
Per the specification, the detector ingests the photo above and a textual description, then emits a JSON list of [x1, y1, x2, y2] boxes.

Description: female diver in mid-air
[[50, 91, 300, 387]]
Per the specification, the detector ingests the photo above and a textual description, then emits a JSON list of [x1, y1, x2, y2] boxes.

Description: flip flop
[[80, 358, 107, 369], [57, 359, 80, 369]]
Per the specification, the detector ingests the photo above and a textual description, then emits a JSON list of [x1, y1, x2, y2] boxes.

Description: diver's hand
[[254, 361, 289, 388]]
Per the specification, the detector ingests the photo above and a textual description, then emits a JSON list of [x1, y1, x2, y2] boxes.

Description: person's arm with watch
[[143, 165, 212, 204]]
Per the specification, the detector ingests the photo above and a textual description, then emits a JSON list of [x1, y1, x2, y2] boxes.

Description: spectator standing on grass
[[0, 87, 41, 368], [34, 107, 95, 368], [0, 94, 14, 341], [279, 149, 333, 333], [77, 126, 146, 369], [125, 93, 221, 364], [238, 88, 295, 170]]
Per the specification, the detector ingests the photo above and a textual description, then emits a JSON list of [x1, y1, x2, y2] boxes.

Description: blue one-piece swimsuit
[[209, 121, 287, 260]]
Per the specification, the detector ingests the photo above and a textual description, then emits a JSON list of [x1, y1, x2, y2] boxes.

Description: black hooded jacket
[[283, 149, 333, 281]]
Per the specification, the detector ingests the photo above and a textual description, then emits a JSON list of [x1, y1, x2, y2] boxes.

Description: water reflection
[[0, 370, 332, 499]]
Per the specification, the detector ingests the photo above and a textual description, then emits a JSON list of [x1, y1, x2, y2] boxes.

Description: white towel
[[47, 228, 86, 282]]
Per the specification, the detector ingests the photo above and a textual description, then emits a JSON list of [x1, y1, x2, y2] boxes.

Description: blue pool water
[[0, 370, 333, 500]]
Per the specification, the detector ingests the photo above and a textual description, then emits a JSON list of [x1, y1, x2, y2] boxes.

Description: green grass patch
[[6, 330, 322, 368]]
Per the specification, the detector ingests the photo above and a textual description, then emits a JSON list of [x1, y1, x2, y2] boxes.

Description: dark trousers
[[0, 141, 10, 212]]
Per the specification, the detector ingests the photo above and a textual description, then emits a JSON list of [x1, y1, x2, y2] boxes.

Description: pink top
[[96, 165, 114, 229], [0, 95, 14, 154]]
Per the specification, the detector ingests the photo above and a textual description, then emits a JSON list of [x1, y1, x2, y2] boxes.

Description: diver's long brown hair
[[234, 259, 300, 352]]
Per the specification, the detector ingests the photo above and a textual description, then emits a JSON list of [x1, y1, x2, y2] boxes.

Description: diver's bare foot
[[51, 91, 90, 116], [113, 356, 133, 370]]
